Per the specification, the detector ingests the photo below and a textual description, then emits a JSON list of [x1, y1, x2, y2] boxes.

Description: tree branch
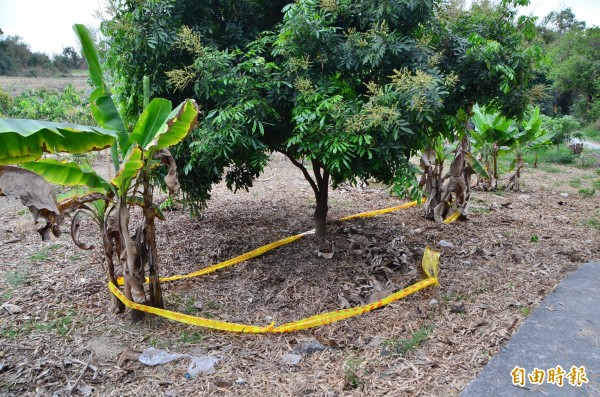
[[280, 150, 319, 196]]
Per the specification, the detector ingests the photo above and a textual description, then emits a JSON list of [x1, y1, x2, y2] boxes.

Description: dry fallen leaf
[[338, 294, 351, 309], [366, 289, 394, 304], [117, 349, 141, 367]]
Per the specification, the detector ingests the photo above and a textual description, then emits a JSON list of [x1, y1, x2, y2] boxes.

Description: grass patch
[[32, 313, 73, 336], [30, 249, 50, 262], [5, 270, 27, 286], [520, 306, 531, 316], [545, 151, 576, 164], [584, 218, 600, 230], [530, 234, 539, 243], [470, 206, 490, 214], [577, 153, 598, 169], [179, 331, 206, 344], [383, 325, 433, 357], [344, 358, 364, 389], [569, 178, 582, 188], [581, 124, 600, 142], [442, 293, 466, 303], [0, 291, 12, 303], [578, 188, 596, 196], [1, 327, 20, 338], [538, 165, 562, 174]]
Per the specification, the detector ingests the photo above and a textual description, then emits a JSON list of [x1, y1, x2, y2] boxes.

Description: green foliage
[[344, 358, 364, 389], [383, 325, 433, 357], [442, 1, 542, 119], [578, 188, 596, 196], [581, 124, 600, 142], [0, 35, 84, 77], [0, 118, 117, 165], [584, 213, 600, 230], [0, 24, 200, 316], [530, 234, 538, 242], [0, 87, 13, 115], [100, 0, 288, 125], [544, 151, 576, 164], [0, 35, 54, 76], [546, 27, 600, 122], [541, 114, 581, 147], [7, 85, 95, 125], [179, 331, 206, 344], [52, 47, 86, 74], [102, 0, 541, 229], [5, 270, 27, 286]]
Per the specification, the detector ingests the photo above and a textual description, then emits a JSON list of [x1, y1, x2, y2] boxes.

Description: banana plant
[[420, 131, 489, 222], [505, 107, 554, 191], [0, 24, 199, 319], [471, 104, 519, 189], [0, 119, 117, 239]]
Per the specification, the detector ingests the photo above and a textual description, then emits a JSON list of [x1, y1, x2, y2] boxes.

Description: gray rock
[[294, 340, 327, 354], [88, 336, 126, 361], [438, 240, 454, 248], [281, 353, 302, 366]]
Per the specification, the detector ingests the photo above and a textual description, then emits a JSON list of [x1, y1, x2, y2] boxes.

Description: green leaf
[[154, 99, 199, 150], [128, 98, 173, 150], [111, 145, 143, 194], [74, 24, 128, 156], [89, 87, 128, 153], [73, 24, 103, 88], [20, 159, 114, 194], [465, 152, 489, 179], [525, 131, 555, 150], [57, 187, 108, 203], [0, 118, 117, 165]]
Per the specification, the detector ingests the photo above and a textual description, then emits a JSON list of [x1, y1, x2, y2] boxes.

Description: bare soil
[[1, 153, 600, 397]]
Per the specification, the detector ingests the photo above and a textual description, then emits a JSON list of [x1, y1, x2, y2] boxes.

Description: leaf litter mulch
[[1, 153, 599, 396]]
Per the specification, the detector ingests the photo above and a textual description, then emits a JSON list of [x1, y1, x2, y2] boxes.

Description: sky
[[0, 0, 102, 56], [0, 0, 599, 56]]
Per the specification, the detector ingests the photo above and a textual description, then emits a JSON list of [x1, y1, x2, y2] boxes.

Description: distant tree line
[[0, 29, 86, 76], [535, 8, 600, 123]]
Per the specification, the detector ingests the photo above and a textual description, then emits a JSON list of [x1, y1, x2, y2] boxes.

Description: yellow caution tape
[[109, 281, 274, 333], [110, 200, 442, 333], [422, 246, 440, 286], [116, 233, 308, 286], [109, 249, 439, 333], [340, 198, 425, 220], [443, 211, 460, 224]]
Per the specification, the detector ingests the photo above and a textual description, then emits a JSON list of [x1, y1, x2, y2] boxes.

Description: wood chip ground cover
[[1, 153, 599, 396]]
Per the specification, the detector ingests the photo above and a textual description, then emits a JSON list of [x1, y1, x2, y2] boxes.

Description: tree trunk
[[533, 153, 538, 168], [492, 145, 499, 189], [102, 233, 125, 313], [118, 200, 146, 321], [280, 151, 331, 236], [311, 160, 330, 236], [143, 181, 163, 308]]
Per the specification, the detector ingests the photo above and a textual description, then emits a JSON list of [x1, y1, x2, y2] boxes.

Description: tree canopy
[[102, 0, 541, 234]]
